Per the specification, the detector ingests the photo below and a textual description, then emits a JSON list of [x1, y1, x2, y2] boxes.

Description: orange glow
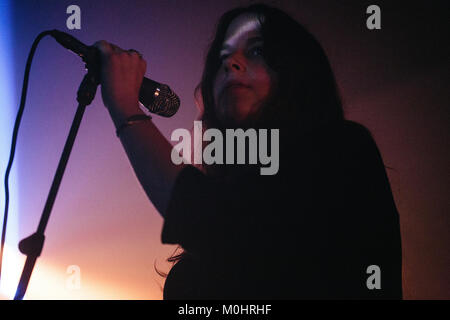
[[0, 244, 173, 299]]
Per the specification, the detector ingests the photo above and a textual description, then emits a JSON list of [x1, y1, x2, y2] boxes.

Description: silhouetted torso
[[161, 120, 402, 299]]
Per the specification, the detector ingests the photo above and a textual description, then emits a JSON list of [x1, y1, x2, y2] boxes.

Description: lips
[[216, 80, 251, 104], [224, 80, 250, 91]]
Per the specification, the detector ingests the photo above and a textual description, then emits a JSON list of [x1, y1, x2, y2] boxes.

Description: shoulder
[[309, 120, 387, 181], [333, 120, 381, 159], [298, 120, 376, 149], [338, 120, 375, 144]]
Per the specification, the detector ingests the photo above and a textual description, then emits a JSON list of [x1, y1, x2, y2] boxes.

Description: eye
[[219, 53, 230, 61], [249, 46, 264, 57]]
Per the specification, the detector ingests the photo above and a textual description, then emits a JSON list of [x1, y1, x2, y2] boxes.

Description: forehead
[[223, 13, 263, 47]]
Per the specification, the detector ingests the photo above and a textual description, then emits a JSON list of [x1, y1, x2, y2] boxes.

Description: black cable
[[0, 31, 52, 285]]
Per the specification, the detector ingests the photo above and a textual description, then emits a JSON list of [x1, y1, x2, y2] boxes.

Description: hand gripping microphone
[[49, 30, 180, 117]]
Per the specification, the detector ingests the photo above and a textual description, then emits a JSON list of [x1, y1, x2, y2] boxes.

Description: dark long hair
[[159, 3, 346, 277], [200, 3, 344, 133]]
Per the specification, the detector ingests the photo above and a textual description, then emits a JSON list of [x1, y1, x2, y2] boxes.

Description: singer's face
[[213, 14, 276, 127]]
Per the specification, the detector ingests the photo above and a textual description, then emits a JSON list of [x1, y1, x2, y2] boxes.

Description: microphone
[[49, 29, 180, 117]]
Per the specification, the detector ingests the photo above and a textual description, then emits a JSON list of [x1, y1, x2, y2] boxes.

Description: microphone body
[[50, 30, 180, 117]]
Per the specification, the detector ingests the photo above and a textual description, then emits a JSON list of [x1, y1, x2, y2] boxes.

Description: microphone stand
[[13, 67, 99, 300]]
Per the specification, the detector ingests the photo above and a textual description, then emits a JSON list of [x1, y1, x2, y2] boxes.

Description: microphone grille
[[148, 84, 180, 117]]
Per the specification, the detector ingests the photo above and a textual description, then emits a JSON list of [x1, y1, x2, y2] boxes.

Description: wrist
[[108, 101, 144, 128], [115, 114, 152, 137]]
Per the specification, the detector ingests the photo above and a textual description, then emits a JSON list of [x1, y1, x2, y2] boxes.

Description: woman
[[94, 3, 402, 299]]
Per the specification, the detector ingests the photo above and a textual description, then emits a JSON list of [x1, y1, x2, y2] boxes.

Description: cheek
[[252, 69, 274, 100]]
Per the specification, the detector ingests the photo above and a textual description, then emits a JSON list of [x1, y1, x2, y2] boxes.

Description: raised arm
[[93, 40, 184, 217]]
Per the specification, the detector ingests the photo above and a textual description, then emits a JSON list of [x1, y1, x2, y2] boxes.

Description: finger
[[128, 49, 142, 58], [93, 41, 125, 59], [110, 43, 125, 54], [93, 40, 114, 57]]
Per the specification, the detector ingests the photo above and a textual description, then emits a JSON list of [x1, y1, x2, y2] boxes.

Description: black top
[[161, 120, 403, 299]]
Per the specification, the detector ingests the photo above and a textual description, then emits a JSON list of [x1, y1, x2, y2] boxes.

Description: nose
[[224, 53, 246, 73]]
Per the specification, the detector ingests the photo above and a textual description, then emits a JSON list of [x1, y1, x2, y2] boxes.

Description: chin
[[220, 114, 254, 129], [217, 103, 255, 128]]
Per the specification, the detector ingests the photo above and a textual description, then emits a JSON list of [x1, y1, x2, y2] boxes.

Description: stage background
[[0, 0, 448, 299]]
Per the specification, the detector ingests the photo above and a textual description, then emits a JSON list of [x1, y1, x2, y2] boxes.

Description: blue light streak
[[0, 0, 20, 299]]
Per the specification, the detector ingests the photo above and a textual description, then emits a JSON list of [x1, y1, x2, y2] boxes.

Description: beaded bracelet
[[116, 114, 152, 137]]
